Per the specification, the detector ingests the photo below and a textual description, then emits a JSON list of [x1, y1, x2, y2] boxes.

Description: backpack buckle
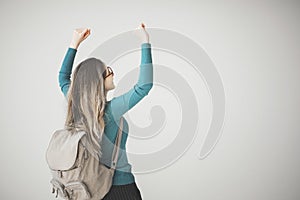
[[57, 170, 63, 178]]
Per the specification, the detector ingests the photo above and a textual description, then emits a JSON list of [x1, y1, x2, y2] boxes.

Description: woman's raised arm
[[109, 24, 153, 121], [58, 28, 91, 97]]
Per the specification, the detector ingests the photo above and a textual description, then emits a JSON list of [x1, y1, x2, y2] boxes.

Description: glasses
[[102, 66, 114, 79]]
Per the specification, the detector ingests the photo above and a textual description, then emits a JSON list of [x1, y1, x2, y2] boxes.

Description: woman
[[58, 24, 153, 200]]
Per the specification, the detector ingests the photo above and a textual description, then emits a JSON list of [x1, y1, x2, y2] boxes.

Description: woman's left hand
[[70, 28, 91, 49], [134, 23, 149, 44]]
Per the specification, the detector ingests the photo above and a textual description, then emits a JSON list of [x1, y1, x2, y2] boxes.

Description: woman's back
[[58, 25, 152, 199], [59, 42, 153, 186]]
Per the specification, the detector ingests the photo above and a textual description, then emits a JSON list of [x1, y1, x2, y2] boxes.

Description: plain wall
[[0, 0, 299, 199]]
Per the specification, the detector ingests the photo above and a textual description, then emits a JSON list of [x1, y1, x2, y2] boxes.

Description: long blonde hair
[[65, 57, 107, 159]]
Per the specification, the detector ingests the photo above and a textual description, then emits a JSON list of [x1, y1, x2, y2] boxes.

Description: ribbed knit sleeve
[[58, 48, 77, 97], [109, 43, 153, 121]]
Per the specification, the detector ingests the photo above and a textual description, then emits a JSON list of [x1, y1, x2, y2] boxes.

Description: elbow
[[58, 74, 70, 95], [142, 83, 153, 95], [58, 77, 64, 91], [58, 73, 70, 90], [58, 73, 64, 88], [135, 83, 153, 97], [148, 83, 153, 91]]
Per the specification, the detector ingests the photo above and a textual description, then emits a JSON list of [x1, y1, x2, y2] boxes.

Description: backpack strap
[[110, 117, 124, 170]]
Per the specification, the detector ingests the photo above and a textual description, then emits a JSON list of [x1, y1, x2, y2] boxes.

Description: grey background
[[0, 0, 299, 199]]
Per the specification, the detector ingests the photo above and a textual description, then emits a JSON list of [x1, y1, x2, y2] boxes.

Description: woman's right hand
[[134, 23, 150, 43], [70, 28, 91, 49]]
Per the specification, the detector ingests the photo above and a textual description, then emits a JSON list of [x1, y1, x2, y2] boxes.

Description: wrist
[[70, 41, 79, 49], [69, 44, 79, 49], [145, 34, 149, 43], [141, 38, 149, 44]]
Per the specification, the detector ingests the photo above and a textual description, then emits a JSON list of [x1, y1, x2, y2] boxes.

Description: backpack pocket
[[50, 179, 69, 199], [64, 181, 91, 200]]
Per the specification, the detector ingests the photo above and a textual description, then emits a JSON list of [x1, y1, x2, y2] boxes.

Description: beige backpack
[[46, 117, 124, 200]]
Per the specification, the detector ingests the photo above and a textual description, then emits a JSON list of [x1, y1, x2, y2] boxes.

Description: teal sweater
[[58, 43, 153, 185]]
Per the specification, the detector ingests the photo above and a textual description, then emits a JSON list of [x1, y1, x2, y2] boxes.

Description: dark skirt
[[102, 182, 142, 200]]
